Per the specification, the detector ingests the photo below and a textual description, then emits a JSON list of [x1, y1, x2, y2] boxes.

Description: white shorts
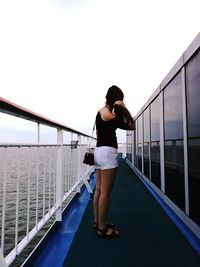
[[94, 146, 118, 170]]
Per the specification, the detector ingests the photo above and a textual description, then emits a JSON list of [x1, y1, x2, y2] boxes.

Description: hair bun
[[106, 85, 124, 106]]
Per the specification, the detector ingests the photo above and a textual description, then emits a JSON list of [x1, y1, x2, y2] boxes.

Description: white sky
[[0, 0, 200, 139]]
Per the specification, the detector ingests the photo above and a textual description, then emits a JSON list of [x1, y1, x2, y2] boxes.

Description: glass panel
[[151, 97, 160, 142], [164, 72, 185, 211], [150, 97, 161, 188], [144, 108, 150, 142], [138, 116, 143, 143], [144, 142, 150, 178], [186, 50, 200, 225]]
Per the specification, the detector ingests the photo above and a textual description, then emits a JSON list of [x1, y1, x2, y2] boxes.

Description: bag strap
[[91, 121, 96, 137], [88, 121, 96, 150]]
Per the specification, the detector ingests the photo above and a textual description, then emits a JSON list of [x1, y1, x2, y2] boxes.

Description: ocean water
[[0, 145, 85, 266]]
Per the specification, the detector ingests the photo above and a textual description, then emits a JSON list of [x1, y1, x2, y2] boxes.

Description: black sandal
[[93, 221, 115, 231], [97, 227, 119, 238]]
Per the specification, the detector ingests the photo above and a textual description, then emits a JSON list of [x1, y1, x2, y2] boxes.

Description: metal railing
[[0, 97, 96, 266]]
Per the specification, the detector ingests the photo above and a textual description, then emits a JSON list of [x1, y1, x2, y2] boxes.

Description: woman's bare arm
[[114, 101, 135, 130]]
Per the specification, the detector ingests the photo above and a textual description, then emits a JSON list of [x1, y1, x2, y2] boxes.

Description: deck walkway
[[63, 158, 200, 267]]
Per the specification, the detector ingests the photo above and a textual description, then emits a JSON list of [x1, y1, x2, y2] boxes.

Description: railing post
[[76, 135, 81, 193], [132, 131, 135, 165], [160, 91, 165, 193], [37, 123, 40, 144], [56, 129, 63, 221], [122, 142, 126, 159], [1, 147, 7, 254], [141, 115, 144, 173], [149, 106, 152, 181]]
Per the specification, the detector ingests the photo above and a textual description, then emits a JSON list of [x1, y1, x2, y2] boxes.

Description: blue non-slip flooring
[[24, 158, 200, 267], [63, 158, 200, 267]]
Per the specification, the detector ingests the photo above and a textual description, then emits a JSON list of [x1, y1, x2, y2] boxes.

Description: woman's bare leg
[[93, 169, 101, 223], [98, 168, 117, 230]]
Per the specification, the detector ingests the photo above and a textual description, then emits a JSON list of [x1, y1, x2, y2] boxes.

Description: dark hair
[[106, 85, 124, 106]]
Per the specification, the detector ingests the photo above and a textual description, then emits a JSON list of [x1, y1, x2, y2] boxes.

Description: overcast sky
[[0, 0, 200, 141]]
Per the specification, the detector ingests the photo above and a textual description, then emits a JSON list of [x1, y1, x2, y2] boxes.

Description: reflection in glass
[[188, 139, 200, 223], [151, 97, 160, 188], [126, 131, 132, 162], [144, 108, 150, 142], [151, 141, 160, 187], [164, 74, 183, 140], [138, 116, 143, 143], [144, 108, 150, 178], [186, 50, 200, 225], [144, 142, 150, 178], [137, 145, 142, 172], [135, 120, 138, 168], [164, 72, 185, 211], [136, 116, 143, 172], [164, 140, 185, 210], [151, 97, 160, 142]]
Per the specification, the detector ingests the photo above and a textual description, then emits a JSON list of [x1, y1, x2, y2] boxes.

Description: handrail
[[0, 97, 93, 138]]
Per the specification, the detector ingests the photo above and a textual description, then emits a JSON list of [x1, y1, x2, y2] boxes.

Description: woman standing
[[93, 85, 135, 237]]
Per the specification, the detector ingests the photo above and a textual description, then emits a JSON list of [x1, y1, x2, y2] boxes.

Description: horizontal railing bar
[[0, 97, 94, 139], [0, 143, 89, 148]]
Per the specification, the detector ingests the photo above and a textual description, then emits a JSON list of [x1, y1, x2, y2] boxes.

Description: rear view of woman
[[93, 85, 135, 237]]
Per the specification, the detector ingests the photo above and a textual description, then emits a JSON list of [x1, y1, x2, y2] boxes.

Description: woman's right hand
[[114, 101, 126, 109]]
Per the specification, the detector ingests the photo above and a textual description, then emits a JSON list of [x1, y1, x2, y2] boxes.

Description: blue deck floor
[[24, 158, 200, 267]]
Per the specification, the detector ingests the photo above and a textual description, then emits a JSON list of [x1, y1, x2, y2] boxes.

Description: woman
[[93, 85, 135, 238]]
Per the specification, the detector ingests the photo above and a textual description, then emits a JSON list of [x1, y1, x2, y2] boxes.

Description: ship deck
[[23, 157, 200, 267]]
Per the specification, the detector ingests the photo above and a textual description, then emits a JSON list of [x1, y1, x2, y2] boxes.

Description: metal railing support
[[1, 147, 7, 254], [76, 135, 81, 193], [56, 129, 64, 221], [82, 172, 93, 194], [37, 123, 40, 144], [0, 249, 7, 267]]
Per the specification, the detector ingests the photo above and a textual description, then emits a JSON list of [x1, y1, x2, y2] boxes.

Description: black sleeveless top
[[95, 111, 129, 149]]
